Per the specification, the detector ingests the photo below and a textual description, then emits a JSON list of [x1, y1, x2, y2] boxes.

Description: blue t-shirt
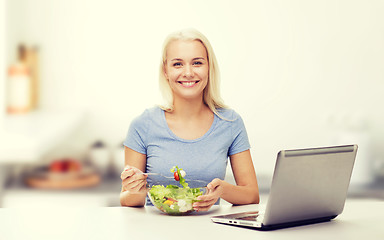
[[123, 106, 250, 203]]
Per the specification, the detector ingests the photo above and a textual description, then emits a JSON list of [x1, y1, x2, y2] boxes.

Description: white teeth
[[181, 81, 196, 86]]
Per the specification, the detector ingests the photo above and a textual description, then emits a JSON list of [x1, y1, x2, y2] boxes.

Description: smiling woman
[[164, 40, 209, 106], [120, 28, 259, 211], [158, 29, 226, 115]]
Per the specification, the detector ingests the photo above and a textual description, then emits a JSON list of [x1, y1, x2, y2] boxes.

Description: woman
[[120, 28, 259, 211]]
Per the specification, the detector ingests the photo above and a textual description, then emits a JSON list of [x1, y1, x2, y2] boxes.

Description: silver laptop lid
[[263, 145, 357, 226]]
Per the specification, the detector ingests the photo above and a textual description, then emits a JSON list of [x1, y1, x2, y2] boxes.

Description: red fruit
[[67, 159, 81, 171], [50, 160, 64, 172], [49, 159, 81, 173], [174, 171, 180, 181]]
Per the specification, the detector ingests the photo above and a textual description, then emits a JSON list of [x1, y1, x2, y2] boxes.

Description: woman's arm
[[221, 149, 260, 204], [119, 146, 148, 207], [193, 150, 259, 211]]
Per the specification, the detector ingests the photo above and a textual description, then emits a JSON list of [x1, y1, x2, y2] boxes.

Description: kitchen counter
[[0, 199, 382, 240], [0, 110, 84, 205], [1, 176, 122, 207]]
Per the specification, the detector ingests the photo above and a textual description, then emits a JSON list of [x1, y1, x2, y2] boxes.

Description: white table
[[0, 199, 382, 240]]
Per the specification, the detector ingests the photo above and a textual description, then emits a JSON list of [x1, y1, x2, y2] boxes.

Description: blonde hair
[[158, 28, 227, 116]]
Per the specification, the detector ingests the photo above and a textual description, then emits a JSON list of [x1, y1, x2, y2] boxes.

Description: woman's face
[[164, 40, 209, 102]]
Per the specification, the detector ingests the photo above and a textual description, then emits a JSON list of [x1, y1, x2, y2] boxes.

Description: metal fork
[[140, 172, 208, 185]]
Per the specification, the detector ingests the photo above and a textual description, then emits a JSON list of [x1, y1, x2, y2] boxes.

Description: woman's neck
[[171, 96, 209, 120], [164, 95, 214, 140]]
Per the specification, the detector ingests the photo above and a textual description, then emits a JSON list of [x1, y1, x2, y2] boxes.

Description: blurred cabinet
[[0, 110, 83, 163]]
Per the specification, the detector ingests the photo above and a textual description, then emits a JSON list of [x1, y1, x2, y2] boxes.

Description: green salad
[[147, 166, 205, 215]]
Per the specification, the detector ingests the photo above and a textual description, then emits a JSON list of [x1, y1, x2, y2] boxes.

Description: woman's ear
[[163, 63, 169, 79]]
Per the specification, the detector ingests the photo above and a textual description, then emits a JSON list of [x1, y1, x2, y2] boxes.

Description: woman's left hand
[[193, 178, 224, 212]]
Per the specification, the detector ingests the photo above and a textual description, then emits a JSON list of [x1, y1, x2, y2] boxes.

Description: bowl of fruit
[[147, 166, 208, 215]]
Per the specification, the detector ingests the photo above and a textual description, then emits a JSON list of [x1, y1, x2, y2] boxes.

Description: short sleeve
[[228, 112, 251, 156], [123, 110, 149, 155]]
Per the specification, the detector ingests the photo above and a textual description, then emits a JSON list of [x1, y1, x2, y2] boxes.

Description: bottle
[[26, 46, 40, 110], [89, 140, 111, 177], [7, 44, 31, 114]]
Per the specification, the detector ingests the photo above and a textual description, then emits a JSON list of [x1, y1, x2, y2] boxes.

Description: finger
[[121, 168, 135, 180], [194, 203, 215, 211], [123, 177, 147, 192], [131, 172, 147, 182], [207, 178, 221, 190], [131, 182, 147, 194], [197, 187, 221, 201], [195, 205, 213, 212], [194, 197, 217, 207], [129, 178, 147, 189], [122, 165, 146, 179], [123, 174, 147, 187], [131, 181, 147, 193], [196, 193, 215, 202], [193, 201, 215, 211]]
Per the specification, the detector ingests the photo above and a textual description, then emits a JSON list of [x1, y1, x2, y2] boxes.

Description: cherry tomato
[[174, 171, 180, 181]]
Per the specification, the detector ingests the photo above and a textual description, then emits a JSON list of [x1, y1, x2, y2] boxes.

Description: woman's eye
[[173, 62, 182, 67], [193, 61, 203, 66]]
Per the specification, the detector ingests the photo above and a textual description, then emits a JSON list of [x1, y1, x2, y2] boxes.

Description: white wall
[[5, 0, 384, 178], [0, 0, 5, 129]]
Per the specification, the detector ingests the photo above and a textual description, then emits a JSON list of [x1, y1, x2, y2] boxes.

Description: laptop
[[211, 144, 358, 230]]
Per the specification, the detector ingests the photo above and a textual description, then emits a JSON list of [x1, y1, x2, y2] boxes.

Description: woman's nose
[[183, 64, 194, 78]]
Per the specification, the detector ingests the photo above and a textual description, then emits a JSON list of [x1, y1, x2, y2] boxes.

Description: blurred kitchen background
[[0, 0, 383, 207]]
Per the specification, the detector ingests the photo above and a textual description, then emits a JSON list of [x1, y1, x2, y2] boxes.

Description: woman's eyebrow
[[170, 58, 183, 62], [170, 57, 206, 62]]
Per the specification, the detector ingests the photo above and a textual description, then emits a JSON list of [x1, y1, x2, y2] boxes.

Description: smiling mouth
[[178, 81, 200, 87]]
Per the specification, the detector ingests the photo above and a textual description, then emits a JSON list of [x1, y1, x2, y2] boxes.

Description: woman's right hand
[[120, 166, 148, 194]]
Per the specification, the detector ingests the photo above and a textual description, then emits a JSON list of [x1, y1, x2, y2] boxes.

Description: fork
[[139, 172, 174, 179], [140, 172, 208, 184]]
